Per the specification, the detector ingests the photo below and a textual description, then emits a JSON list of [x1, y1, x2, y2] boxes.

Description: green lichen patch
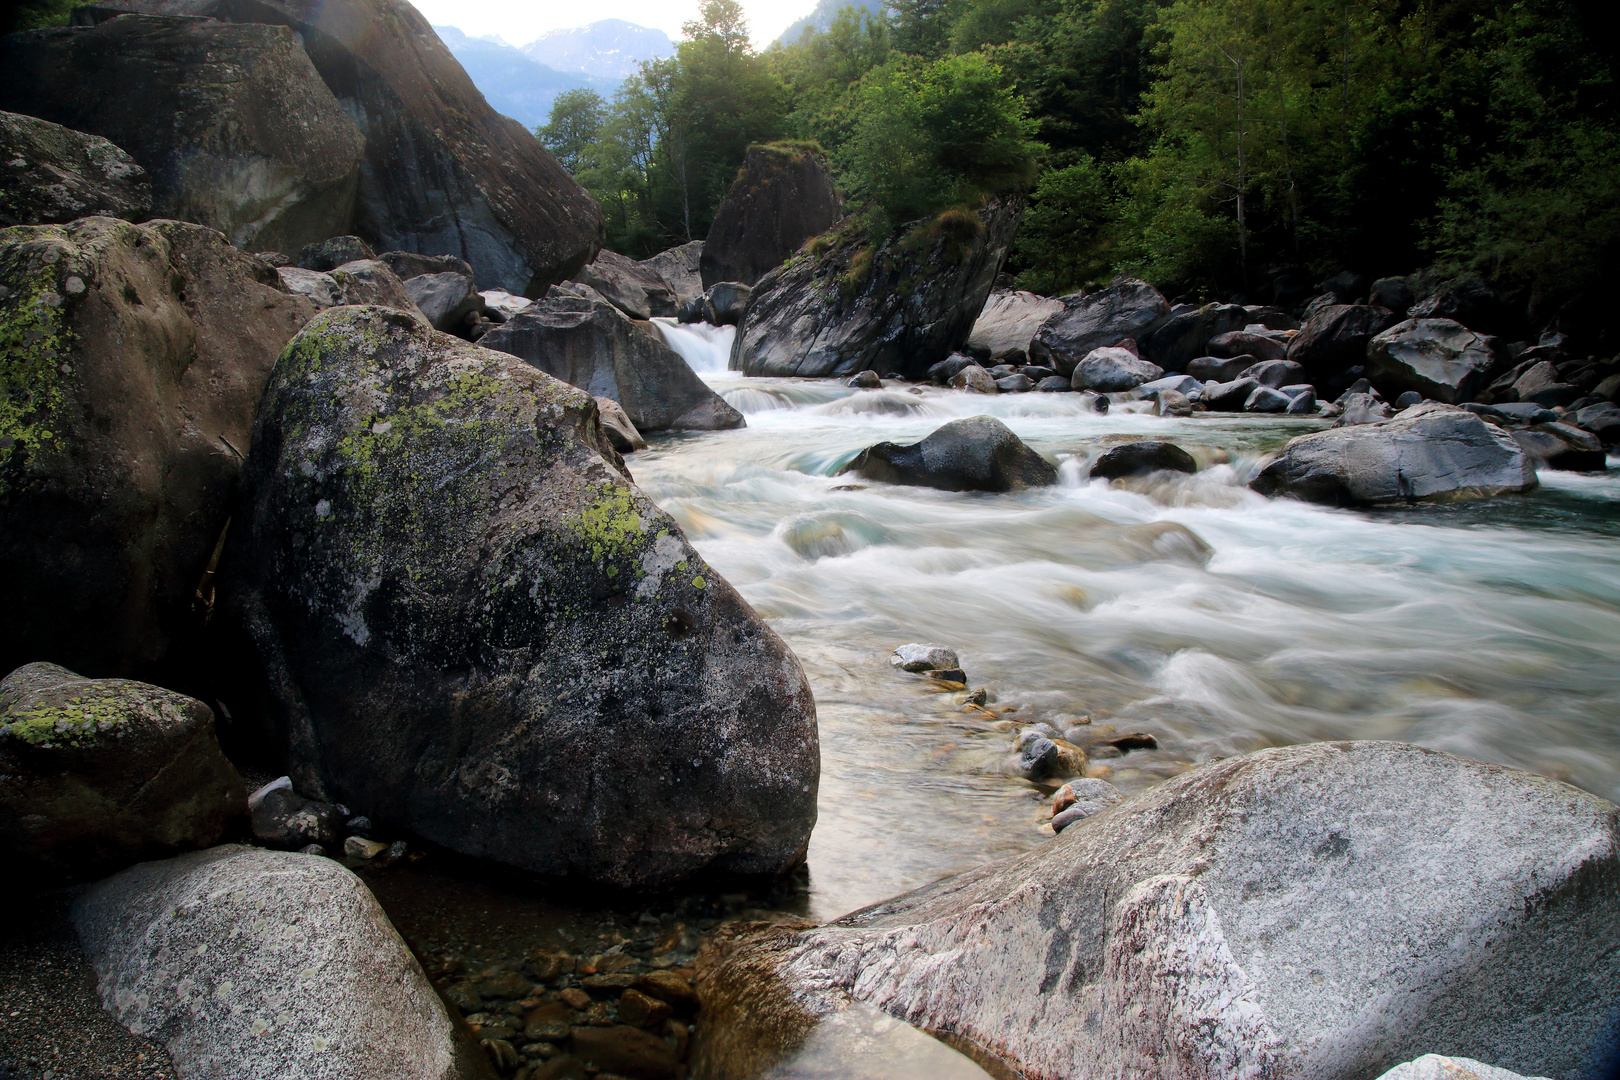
[[573, 484, 648, 572], [1, 688, 130, 748], [0, 235, 77, 475]]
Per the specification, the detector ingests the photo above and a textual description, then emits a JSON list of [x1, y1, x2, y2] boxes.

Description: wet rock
[[480, 970, 534, 1001], [574, 249, 677, 321], [1030, 279, 1170, 377], [1187, 355, 1255, 383], [1509, 361, 1581, 409], [704, 281, 753, 326], [535, 1057, 589, 1080], [1091, 442, 1197, 479], [1336, 392, 1394, 425], [1153, 387, 1191, 415], [1574, 402, 1620, 446], [1202, 377, 1261, 411], [1376, 1056, 1549, 1080], [701, 143, 841, 289], [570, 1025, 678, 1079], [225, 306, 817, 889], [1287, 304, 1398, 381], [481, 285, 742, 433], [1365, 318, 1501, 405], [1070, 347, 1163, 392], [297, 236, 375, 272], [949, 364, 998, 393], [0, 15, 363, 253], [847, 370, 881, 390], [996, 373, 1035, 393], [1049, 777, 1124, 833], [0, 216, 313, 679], [1033, 375, 1070, 392], [928, 668, 968, 686], [1209, 329, 1287, 362], [1245, 384, 1293, 412], [1254, 403, 1537, 504], [559, 988, 591, 1011], [1142, 302, 1249, 371], [733, 197, 1023, 379], [634, 972, 700, 1013], [595, 397, 648, 453], [250, 783, 343, 850], [969, 288, 1064, 360], [1240, 358, 1307, 388], [1511, 423, 1607, 471], [841, 415, 1057, 493], [524, 1002, 575, 1041], [446, 981, 484, 1014], [752, 742, 1620, 1080], [891, 645, 959, 673], [1015, 734, 1061, 780], [618, 988, 673, 1028], [0, 662, 245, 883], [1284, 385, 1318, 413], [73, 845, 486, 1080], [0, 110, 151, 227], [638, 241, 704, 309], [927, 352, 978, 384]]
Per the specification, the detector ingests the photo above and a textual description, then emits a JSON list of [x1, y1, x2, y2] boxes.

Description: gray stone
[[1240, 359, 1307, 389], [1574, 402, 1620, 446], [1478, 402, 1559, 427], [1035, 375, 1072, 392], [1246, 385, 1294, 412], [1254, 403, 1537, 504], [701, 143, 841, 289], [296, 236, 374, 272], [1510, 362, 1580, 409], [1511, 423, 1607, 471], [0, 663, 244, 883], [1091, 442, 1197, 479], [574, 249, 676, 320], [1369, 277, 1413, 315], [480, 289, 534, 321], [1142, 302, 1249, 370], [1138, 375, 1204, 399], [1395, 390, 1424, 409], [727, 742, 1620, 1080], [968, 289, 1064, 360], [1335, 392, 1393, 426], [1153, 387, 1191, 416], [995, 374, 1034, 393], [638, 241, 703, 308], [1284, 385, 1317, 414], [1288, 304, 1399, 381], [250, 786, 344, 850], [73, 845, 487, 1080], [890, 645, 959, 673], [927, 353, 979, 384], [277, 261, 422, 320], [1375, 1056, 1549, 1080], [0, 15, 363, 254], [480, 285, 743, 433], [704, 281, 753, 327], [950, 364, 998, 394], [1070, 347, 1163, 392], [1187, 355, 1255, 384], [840, 415, 1057, 493], [1030, 279, 1170, 377], [594, 397, 648, 453], [1049, 777, 1124, 832], [405, 270, 486, 334], [1366, 319, 1500, 405], [0, 109, 151, 227], [225, 305, 816, 889], [1209, 329, 1287, 361], [1203, 377, 1261, 411]]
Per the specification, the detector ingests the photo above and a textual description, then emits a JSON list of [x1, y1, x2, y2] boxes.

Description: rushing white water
[[644, 322, 1620, 923]]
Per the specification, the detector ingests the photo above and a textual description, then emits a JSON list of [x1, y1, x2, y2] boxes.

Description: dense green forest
[[541, 0, 1618, 334]]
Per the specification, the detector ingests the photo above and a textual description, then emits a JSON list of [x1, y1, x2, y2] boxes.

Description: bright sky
[[405, 0, 811, 48]]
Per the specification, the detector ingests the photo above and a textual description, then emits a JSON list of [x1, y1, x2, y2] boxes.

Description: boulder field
[[224, 305, 817, 888], [694, 742, 1620, 1080]]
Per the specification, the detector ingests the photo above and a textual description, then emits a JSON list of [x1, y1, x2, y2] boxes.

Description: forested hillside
[[541, 0, 1618, 340]]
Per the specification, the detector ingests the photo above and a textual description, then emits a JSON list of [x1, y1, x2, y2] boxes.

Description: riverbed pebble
[[890, 643, 959, 672]]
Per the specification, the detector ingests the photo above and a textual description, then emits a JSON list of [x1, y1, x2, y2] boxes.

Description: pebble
[[890, 643, 959, 672], [617, 988, 672, 1027], [633, 972, 699, 1013], [558, 988, 590, 1010], [343, 836, 387, 860], [523, 1003, 574, 1041]]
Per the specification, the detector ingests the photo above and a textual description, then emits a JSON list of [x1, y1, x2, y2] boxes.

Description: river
[[647, 319, 1620, 925]]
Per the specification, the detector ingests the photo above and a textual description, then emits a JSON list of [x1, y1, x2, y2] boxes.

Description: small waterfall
[[653, 318, 735, 374]]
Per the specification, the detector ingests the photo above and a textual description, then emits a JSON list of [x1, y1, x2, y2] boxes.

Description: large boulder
[[1069, 347, 1163, 392], [701, 142, 842, 289], [639, 240, 704, 308], [1142, 302, 1248, 371], [704, 742, 1620, 1080], [967, 288, 1064, 361], [0, 15, 363, 254], [404, 269, 485, 334], [0, 216, 314, 680], [277, 259, 422, 318], [839, 415, 1057, 493], [1287, 304, 1398, 381], [90, 0, 604, 295], [1252, 403, 1537, 505], [1029, 279, 1171, 377], [1376, 1057, 1547, 1080], [1366, 318, 1500, 404], [73, 845, 490, 1080], [480, 284, 743, 432], [0, 110, 151, 228], [574, 249, 677, 320], [731, 197, 1024, 380], [0, 662, 245, 883], [224, 305, 815, 888]]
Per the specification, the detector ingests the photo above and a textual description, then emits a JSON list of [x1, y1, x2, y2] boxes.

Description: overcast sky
[[406, 0, 810, 48]]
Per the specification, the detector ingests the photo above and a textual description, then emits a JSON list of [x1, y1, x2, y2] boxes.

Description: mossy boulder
[[224, 305, 817, 888], [0, 110, 151, 228], [0, 662, 246, 883], [0, 15, 364, 254], [731, 196, 1024, 380], [701, 143, 842, 290], [0, 216, 314, 680]]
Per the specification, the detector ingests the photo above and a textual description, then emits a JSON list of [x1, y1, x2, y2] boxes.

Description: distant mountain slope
[[434, 25, 615, 129], [523, 19, 675, 82], [775, 0, 886, 45]]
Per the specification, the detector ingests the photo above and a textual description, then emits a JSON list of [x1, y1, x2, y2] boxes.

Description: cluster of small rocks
[[246, 776, 409, 866]]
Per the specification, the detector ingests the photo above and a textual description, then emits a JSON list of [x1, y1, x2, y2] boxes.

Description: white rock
[[890, 644, 959, 672], [73, 845, 483, 1080], [1375, 1056, 1551, 1080], [968, 289, 1064, 360], [480, 288, 534, 320]]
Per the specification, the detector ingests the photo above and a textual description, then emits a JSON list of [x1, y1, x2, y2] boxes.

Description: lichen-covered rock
[[1252, 403, 1537, 505], [702, 143, 842, 290], [0, 110, 151, 228], [1366, 318, 1501, 404], [480, 285, 743, 433], [712, 742, 1620, 1080], [224, 305, 816, 888], [573, 249, 677, 320], [0, 216, 314, 679], [839, 415, 1057, 493], [0, 663, 245, 883], [0, 15, 363, 253], [731, 197, 1024, 380], [968, 288, 1064, 361], [73, 845, 489, 1080], [91, 0, 604, 295], [1028, 279, 1170, 377]]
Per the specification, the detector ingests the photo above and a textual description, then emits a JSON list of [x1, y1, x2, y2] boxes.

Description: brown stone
[[569, 1025, 678, 1080], [478, 969, 533, 1000], [558, 988, 590, 1011], [617, 988, 672, 1028], [633, 972, 700, 1013], [523, 1002, 574, 1042]]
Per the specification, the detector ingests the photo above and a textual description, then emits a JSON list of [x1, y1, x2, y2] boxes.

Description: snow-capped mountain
[[522, 19, 675, 82]]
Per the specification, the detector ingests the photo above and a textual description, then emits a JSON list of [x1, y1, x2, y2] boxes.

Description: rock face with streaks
[[0, 15, 364, 253], [701, 143, 842, 289], [573, 249, 678, 320], [0, 216, 313, 680], [480, 285, 743, 432], [73, 845, 490, 1080], [700, 742, 1620, 1080], [967, 288, 1064, 361], [0, 663, 245, 883], [0, 110, 151, 228], [638, 241, 704, 309], [731, 197, 1023, 380], [1252, 403, 1537, 505], [224, 305, 816, 888], [1365, 318, 1501, 405], [840, 415, 1057, 493], [1028, 279, 1170, 377]]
